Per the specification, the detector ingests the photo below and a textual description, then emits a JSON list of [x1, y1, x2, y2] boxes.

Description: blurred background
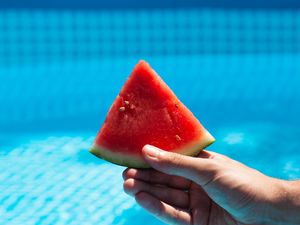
[[1, 1, 300, 225]]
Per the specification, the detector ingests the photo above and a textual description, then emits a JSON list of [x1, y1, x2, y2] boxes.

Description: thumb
[[142, 145, 219, 186]]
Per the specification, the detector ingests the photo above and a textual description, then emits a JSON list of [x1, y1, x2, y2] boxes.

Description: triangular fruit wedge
[[90, 60, 215, 168]]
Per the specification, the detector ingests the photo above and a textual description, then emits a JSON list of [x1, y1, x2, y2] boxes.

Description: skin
[[122, 145, 300, 225]]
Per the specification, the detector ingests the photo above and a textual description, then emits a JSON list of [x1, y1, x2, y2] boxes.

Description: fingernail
[[143, 145, 159, 159]]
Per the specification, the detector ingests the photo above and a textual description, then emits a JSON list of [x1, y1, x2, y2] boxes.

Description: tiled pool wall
[[1, 9, 300, 132], [1, 9, 300, 65]]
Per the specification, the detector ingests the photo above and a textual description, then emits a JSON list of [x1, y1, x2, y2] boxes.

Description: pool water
[[1, 122, 300, 225], [1, 54, 300, 225], [1, 9, 300, 225]]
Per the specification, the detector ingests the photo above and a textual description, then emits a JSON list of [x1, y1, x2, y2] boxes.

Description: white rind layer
[[90, 130, 215, 168]]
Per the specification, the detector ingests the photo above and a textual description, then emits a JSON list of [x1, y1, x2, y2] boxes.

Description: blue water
[[1, 9, 300, 225]]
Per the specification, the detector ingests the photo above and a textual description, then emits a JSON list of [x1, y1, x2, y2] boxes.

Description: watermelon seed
[[175, 135, 181, 141], [124, 100, 130, 105], [175, 103, 179, 108], [119, 106, 126, 112]]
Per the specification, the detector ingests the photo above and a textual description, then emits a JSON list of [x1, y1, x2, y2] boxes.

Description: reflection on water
[[1, 121, 299, 225], [213, 122, 300, 179], [0, 134, 153, 225]]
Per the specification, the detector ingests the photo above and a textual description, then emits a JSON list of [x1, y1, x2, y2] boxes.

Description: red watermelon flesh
[[90, 60, 215, 168]]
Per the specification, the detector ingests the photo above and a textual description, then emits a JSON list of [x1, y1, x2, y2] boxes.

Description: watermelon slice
[[90, 60, 215, 168]]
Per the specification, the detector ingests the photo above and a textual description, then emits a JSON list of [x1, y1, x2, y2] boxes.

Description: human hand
[[123, 145, 300, 225]]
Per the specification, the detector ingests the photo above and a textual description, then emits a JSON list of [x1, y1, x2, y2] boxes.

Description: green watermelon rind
[[89, 130, 215, 168]]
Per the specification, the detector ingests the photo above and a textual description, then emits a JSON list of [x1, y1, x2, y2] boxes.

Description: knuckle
[[171, 209, 183, 225], [208, 161, 222, 178], [209, 160, 221, 173], [198, 160, 222, 186], [169, 153, 184, 167], [173, 209, 180, 219], [123, 179, 133, 194], [153, 201, 164, 217], [159, 152, 185, 172]]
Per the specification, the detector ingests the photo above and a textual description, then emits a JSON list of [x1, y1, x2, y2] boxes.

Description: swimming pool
[[1, 9, 300, 225]]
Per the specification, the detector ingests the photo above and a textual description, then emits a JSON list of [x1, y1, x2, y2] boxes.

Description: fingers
[[189, 184, 212, 225], [123, 168, 191, 190], [123, 178, 189, 208], [135, 192, 191, 225], [142, 145, 221, 186]]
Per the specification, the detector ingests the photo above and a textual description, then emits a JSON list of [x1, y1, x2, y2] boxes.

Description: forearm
[[267, 180, 300, 225], [284, 180, 300, 224]]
